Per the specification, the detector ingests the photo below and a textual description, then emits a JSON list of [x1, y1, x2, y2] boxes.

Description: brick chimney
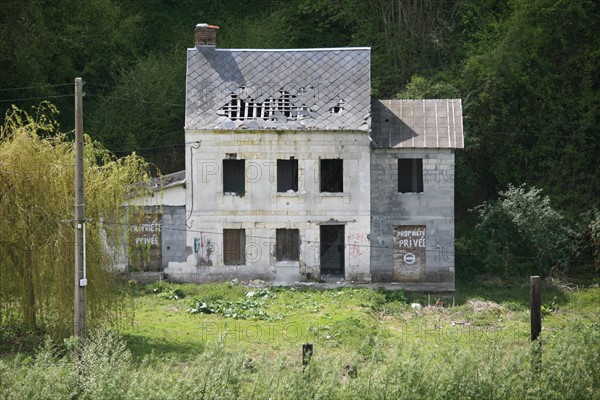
[[195, 23, 219, 47]]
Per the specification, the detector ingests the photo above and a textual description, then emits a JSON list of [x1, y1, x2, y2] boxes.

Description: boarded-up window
[[223, 229, 245, 265], [320, 159, 343, 192], [398, 159, 423, 193], [223, 159, 245, 195], [277, 159, 298, 192], [276, 229, 300, 261]]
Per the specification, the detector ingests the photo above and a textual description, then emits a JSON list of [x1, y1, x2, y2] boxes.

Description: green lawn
[[1, 278, 598, 399], [120, 279, 599, 360]]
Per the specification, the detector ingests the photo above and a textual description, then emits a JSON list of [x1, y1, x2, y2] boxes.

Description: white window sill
[[315, 192, 350, 204], [275, 261, 300, 267], [217, 192, 251, 204]]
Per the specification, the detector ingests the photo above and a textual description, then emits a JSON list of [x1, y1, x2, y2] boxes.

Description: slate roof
[[371, 99, 464, 149], [157, 170, 186, 189], [185, 47, 371, 131]]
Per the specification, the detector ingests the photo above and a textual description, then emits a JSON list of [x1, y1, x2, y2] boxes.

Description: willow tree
[[0, 103, 151, 338]]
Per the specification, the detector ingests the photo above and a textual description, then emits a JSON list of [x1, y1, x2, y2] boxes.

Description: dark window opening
[[277, 159, 298, 192], [398, 159, 423, 193], [223, 159, 245, 195], [276, 229, 300, 261], [223, 229, 245, 265], [320, 159, 343, 193]]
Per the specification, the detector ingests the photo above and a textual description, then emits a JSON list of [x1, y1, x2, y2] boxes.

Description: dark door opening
[[320, 225, 345, 276]]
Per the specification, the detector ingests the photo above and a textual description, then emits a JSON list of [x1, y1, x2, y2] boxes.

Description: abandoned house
[[139, 24, 464, 290]]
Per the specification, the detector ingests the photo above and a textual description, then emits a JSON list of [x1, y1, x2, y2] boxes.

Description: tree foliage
[[88, 49, 186, 173], [470, 185, 576, 276], [459, 0, 600, 213], [0, 103, 151, 338], [1, 0, 599, 275]]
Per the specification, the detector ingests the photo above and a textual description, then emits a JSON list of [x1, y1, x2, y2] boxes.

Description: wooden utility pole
[[74, 77, 87, 340], [530, 275, 541, 341]]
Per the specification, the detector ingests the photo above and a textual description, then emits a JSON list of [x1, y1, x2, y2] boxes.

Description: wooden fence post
[[302, 343, 313, 369], [530, 276, 541, 341]]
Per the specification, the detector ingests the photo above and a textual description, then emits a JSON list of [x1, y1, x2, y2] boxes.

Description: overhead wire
[[80, 218, 592, 262], [0, 82, 74, 92], [0, 94, 75, 103]]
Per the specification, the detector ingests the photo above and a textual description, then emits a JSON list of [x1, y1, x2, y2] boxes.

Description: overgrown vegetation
[[1, 281, 598, 399], [463, 185, 577, 277], [0, 104, 151, 339]]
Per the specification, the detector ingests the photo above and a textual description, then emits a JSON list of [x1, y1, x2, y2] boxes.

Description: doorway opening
[[320, 224, 345, 277]]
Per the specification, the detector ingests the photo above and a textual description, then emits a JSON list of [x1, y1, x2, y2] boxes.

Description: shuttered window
[[276, 229, 300, 261], [223, 229, 245, 265]]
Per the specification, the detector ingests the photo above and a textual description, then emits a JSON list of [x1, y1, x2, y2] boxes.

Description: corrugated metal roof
[[185, 47, 371, 131], [370, 99, 464, 149]]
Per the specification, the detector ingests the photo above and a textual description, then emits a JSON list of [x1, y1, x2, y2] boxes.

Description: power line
[[88, 218, 581, 262], [0, 94, 75, 103], [0, 83, 74, 92], [84, 93, 185, 108]]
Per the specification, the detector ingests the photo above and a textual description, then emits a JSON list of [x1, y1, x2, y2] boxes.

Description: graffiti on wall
[[194, 233, 214, 266], [129, 214, 162, 271], [348, 232, 368, 260], [393, 225, 426, 281]]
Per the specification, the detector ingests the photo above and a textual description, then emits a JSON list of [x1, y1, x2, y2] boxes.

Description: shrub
[[471, 184, 576, 276]]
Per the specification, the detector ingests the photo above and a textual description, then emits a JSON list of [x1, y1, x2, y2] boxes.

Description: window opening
[[276, 229, 300, 261], [398, 159, 423, 193], [320, 159, 343, 193], [277, 159, 298, 192], [223, 229, 245, 265], [223, 159, 245, 195]]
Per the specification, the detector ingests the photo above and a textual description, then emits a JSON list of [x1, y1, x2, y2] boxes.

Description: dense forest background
[[1, 0, 599, 275]]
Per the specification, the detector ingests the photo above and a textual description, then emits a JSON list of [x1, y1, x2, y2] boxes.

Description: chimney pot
[[195, 23, 219, 47]]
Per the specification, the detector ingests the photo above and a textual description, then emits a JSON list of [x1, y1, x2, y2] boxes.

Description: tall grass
[[1, 323, 598, 399]]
